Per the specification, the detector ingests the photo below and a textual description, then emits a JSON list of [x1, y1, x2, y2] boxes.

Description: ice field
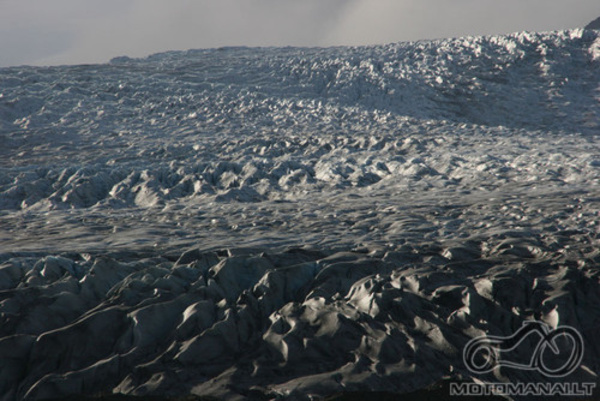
[[1, 29, 600, 400]]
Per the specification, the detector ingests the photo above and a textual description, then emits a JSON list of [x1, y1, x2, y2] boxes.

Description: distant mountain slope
[[586, 16, 600, 29], [2, 30, 599, 147]]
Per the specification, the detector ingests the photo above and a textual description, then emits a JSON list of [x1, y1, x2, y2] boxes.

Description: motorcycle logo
[[463, 320, 584, 377]]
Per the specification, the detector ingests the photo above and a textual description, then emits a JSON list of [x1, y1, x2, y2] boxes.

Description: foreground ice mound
[[1, 30, 600, 400], [1, 243, 599, 400]]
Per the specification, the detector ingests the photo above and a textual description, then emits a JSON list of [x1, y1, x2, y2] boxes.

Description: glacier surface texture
[[1, 29, 600, 400]]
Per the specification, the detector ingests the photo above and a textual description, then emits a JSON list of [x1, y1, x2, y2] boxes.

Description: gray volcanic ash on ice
[[1, 29, 600, 400]]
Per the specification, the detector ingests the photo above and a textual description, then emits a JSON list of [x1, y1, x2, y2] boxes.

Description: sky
[[0, 0, 598, 67]]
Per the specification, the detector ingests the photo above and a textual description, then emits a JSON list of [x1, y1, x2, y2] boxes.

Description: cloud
[[0, 0, 136, 66], [0, 25, 73, 67], [26, 0, 356, 66]]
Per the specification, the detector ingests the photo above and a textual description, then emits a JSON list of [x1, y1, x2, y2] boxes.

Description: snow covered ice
[[1, 29, 600, 400]]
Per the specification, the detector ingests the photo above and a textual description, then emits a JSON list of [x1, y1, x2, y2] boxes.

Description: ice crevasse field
[[0, 29, 600, 400]]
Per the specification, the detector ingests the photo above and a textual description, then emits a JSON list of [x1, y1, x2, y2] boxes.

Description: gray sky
[[0, 0, 598, 67]]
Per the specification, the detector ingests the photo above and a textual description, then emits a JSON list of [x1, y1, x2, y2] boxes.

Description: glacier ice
[[1, 29, 600, 400]]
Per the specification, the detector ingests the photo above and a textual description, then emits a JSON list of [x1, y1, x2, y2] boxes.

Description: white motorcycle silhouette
[[463, 320, 584, 378]]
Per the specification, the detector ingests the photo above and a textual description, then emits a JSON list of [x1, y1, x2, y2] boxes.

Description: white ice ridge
[[0, 29, 600, 400]]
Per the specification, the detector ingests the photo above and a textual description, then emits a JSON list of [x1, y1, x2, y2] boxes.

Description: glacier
[[0, 29, 600, 400]]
